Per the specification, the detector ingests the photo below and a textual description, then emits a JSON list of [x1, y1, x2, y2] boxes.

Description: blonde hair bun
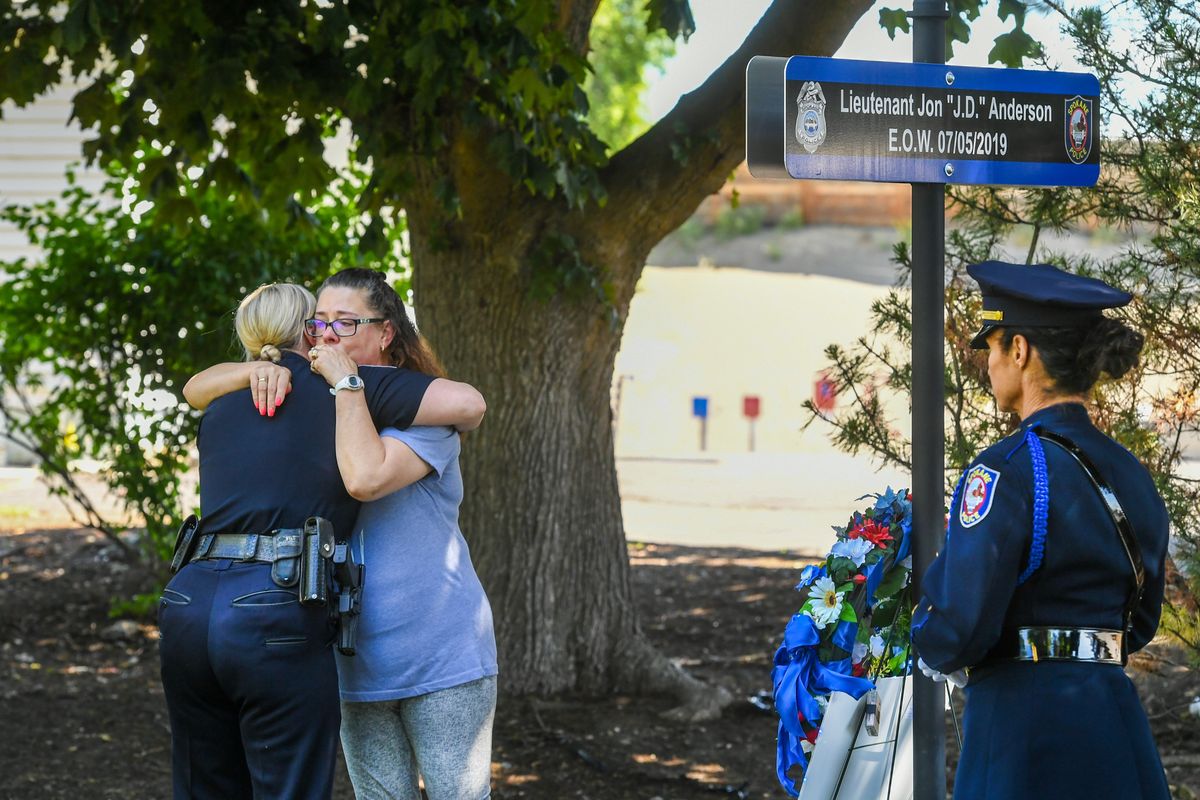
[[234, 283, 316, 362]]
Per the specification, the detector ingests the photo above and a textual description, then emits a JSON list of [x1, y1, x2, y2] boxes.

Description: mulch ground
[[1, 528, 1197, 799]]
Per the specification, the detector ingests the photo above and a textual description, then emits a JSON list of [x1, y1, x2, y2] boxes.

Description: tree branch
[[557, 0, 603, 55], [598, 0, 875, 262]]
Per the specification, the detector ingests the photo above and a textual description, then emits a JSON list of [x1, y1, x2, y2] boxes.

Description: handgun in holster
[[299, 516, 334, 606], [329, 540, 364, 657], [169, 514, 201, 574]]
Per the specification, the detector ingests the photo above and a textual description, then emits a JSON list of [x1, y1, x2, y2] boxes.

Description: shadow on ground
[[0, 530, 1196, 799]]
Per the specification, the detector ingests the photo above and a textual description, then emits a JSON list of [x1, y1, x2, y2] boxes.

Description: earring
[[380, 343, 385, 352]]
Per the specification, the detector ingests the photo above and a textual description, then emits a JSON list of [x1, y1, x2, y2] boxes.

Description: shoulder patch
[[959, 464, 1001, 528]]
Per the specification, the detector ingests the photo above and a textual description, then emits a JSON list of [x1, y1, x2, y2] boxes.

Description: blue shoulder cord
[[1016, 428, 1049, 585]]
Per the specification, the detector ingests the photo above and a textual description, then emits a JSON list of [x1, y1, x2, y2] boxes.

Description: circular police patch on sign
[[1064, 95, 1092, 164], [960, 464, 1001, 528]]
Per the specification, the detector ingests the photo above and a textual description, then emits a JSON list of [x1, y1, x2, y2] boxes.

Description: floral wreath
[[772, 488, 914, 796]]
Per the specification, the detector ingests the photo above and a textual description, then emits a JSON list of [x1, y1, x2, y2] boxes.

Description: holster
[[168, 515, 200, 574], [330, 542, 363, 656], [298, 516, 334, 606]]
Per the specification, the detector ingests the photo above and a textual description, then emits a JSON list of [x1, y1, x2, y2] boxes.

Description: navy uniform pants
[[955, 661, 1169, 799], [158, 558, 339, 800]]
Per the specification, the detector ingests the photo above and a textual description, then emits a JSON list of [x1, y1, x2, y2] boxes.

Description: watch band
[[330, 374, 364, 395]]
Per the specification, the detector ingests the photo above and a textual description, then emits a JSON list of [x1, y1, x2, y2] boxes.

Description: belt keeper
[[242, 533, 259, 561], [195, 533, 214, 560]]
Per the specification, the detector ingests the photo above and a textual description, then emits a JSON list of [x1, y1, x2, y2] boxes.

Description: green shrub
[[713, 204, 766, 240], [0, 149, 407, 571]]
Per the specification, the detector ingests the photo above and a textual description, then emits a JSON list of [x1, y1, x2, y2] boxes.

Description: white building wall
[[1, 83, 106, 465]]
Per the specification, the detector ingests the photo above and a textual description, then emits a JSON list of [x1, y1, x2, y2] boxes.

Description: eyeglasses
[[304, 318, 386, 337]]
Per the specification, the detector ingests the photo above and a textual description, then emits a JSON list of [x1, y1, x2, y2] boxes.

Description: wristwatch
[[330, 374, 365, 396]]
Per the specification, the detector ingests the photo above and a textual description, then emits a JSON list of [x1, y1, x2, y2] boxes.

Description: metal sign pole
[[911, 2, 949, 799]]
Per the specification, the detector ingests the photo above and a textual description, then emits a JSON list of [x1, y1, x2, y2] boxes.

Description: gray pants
[[340, 675, 496, 800]]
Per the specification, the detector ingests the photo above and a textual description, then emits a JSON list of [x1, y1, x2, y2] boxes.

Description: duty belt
[[188, 530, 304, 564], [992, 626, 1125, 666]]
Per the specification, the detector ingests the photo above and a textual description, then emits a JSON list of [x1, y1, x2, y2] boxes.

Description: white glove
[[917, 657, 968, 688]]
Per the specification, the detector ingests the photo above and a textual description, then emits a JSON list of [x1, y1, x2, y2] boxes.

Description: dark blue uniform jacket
[[913, 402, 1168, 673], [912, 403, 1172, 799], [197, 351, 435, 537]]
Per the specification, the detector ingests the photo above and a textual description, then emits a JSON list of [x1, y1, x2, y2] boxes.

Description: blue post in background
[[692, 396, 709, 452]]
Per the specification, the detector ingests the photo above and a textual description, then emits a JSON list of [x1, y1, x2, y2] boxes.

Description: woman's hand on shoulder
[[251, 362, 292, 417], [308, 345, 359, 388], [183, 361, 284, 412]]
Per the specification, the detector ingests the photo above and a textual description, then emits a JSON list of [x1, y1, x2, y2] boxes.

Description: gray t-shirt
[[335, 426, 498, 701]]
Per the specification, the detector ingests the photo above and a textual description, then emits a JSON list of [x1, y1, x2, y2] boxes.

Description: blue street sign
[[692, 396, 709, 419], [749, 56, 1100, 187]]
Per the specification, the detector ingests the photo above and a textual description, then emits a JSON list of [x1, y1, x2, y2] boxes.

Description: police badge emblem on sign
[[960, 464, 1001, 528], [795, 81, 827, 154], [1064, 95, 1092, 164]]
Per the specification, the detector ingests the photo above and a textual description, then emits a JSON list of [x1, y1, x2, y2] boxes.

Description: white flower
[[852, 641, 868, 664], [830, 536, 874, 567], [807, 576, 844, 629], [869, 634, 886, 659]]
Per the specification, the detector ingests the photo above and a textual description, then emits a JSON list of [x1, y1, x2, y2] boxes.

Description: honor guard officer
[[161, 284, 480, 800], [912, 261, 1171, 800]]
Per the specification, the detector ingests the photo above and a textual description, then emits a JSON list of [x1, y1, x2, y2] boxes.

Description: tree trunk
[[402, 0, 877, 713], [411, 219, 730, 717]]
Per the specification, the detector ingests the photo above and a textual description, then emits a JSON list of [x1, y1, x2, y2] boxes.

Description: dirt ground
[[1, 527, 1197, 800]]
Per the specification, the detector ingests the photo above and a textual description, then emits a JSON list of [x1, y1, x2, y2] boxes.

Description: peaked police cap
[[967, 260, 1133, 349]]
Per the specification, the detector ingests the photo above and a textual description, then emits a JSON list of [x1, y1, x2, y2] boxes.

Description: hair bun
[[1078, 317, 1144, 380], [258, 344, 283, 363]]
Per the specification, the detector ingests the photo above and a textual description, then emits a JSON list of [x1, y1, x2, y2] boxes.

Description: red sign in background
[[743, 395, 761, 419], [813, 374, 838, 412]]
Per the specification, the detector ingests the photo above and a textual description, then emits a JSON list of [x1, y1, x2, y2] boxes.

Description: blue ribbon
[[863, 558, 884, 608], [773, 614, 875, 796], [832, 618, 858, 653]]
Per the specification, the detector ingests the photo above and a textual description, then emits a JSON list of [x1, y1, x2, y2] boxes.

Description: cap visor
[[969, 325, 993, 349]]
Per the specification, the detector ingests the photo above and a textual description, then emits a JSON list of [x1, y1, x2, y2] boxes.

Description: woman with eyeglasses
[[185, 268, 497, 800], [165, 282, 484, 800]]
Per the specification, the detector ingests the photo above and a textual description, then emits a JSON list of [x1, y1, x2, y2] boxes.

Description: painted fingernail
[[268, 406, 275, 417]]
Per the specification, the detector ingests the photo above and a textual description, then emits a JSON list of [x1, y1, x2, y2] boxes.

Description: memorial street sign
[[747, 55, 1100, 187]]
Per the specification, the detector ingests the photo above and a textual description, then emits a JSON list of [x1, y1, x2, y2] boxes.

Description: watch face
[[347, 375, 364, 389]]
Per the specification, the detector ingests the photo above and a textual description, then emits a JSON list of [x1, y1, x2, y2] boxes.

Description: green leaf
[[878, 8, 910, 40], [873, 563, 909, 601], [996, 0, 1026, 25], [988, 28, 1041, 67], [62, 0, 94, 54], [839, 602, 858, 624], [646, 0, 696, 41]]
